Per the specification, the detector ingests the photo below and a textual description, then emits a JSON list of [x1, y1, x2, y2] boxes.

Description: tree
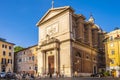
[[114, 27, 119, 30], [14, 46, 24, 53]]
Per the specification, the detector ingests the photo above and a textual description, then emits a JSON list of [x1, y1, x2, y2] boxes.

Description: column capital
[[54, 48, 59, 51], [41, 50, 46, 53]]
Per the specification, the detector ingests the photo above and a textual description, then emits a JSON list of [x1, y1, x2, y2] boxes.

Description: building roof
[[16, 44, 38, 53], [0, 38, 15, 45], [36, 6, 74, 26], [107, 29, 120, 34]]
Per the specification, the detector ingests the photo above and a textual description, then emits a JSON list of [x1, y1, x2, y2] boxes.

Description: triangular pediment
[[43, 9, 65, 22], [37, 6, 74, 26]]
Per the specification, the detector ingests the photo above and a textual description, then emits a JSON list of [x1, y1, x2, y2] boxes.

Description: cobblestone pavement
[[36, 77, 120, 80]]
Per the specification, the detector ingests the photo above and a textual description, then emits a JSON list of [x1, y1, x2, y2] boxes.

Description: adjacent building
[[104, 29, 120, 77], [97, 30, 106, 72], [36, 6, 105, 77], [15, 45, 38, 75], [0, 38, 15, 72]]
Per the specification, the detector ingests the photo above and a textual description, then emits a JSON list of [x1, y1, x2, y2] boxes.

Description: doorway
[[2, 65, 6, 72], [48, 56, 54, 74], [93, 66, 97, 74]]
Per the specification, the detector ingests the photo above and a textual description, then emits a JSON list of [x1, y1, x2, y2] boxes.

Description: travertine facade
[[15, 45, 38, 75], [0, 38, 14, 72], [37, 6, 104, 77]]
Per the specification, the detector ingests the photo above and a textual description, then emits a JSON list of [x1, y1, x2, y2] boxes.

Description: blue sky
[[0, 0, 120, 48]]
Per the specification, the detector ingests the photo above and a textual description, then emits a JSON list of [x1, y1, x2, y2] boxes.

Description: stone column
[[54, 48, 59, 73], [77, 19, 84, 42], [43, 51, 46, 73], [88, 25, 92, 46]]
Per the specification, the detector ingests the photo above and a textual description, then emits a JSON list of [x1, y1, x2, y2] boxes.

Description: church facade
[[36, 6, 104, 77]]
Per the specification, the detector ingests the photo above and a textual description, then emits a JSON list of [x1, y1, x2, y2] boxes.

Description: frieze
[[39, 36, 60, 51], [40, 42, 59, 51], [40, 36, 59, 46]]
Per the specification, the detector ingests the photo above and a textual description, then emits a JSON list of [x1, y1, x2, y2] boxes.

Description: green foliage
[[103, 71, 110, 76], [14, 46, 24, 53], [114, 27, 119, 30]]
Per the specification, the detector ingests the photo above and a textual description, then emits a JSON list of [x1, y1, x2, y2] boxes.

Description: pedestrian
[[50, 73, 52, 78], [17, 74, 22, 80], [25, 74, 29, 80], [61, 71, 64, 77], [74, 71, 78, 77]]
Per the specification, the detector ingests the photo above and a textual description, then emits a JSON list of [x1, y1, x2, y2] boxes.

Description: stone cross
[[52, 0, 54, 8]]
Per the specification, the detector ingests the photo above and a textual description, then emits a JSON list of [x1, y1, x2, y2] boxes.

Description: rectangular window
[[29, 67, 31, 69], [1, 58, 6, 64], [32, 56, 34, 61], [19, 59, 22, 62], [22, 58, 25, 62], [2, 44, 4, 48], [110, 36, 113, 41], [3, 51, 6, 56], [8, 59, 10, 63], [111, 59, 114, 64], [24, 57, 26, 62], [111, 50, 115, 55], [9, 46, 11, 50], [1, 58, 3, 64], [29, 57, 31, 60], [9, 52, 11, 56], [11, 59, 12, 64], [5, 45, 7, 48], [8, 59, 9, 63], [24, 52, 25, 55]]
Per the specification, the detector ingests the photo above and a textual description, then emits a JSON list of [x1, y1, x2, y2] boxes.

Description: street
[[36, 77, 120, 80], [0, 77, 120, 80]]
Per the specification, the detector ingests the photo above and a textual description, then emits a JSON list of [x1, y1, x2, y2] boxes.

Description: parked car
[[0, 72, 6, 78], [91, 73, 104, 77], [5, 72, 16, 79]]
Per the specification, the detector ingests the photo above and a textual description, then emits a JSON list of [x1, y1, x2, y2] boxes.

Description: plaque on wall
[[46, 23, 58, 35]]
